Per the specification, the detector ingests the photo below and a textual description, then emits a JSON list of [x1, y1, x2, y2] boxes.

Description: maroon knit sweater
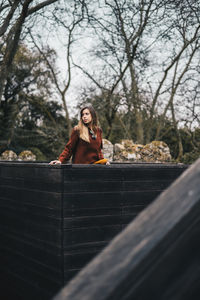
[[59, 127, 104, 164]]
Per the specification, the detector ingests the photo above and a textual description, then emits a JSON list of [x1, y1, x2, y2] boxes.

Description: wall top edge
[[0, 161, 188, 169]]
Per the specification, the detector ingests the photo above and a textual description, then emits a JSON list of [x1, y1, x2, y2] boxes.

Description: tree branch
[[0, 0, 21, 37], [27, 0, 58, 15]]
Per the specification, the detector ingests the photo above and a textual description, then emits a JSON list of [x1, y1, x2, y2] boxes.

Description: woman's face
[[82, 108, 92, 125]]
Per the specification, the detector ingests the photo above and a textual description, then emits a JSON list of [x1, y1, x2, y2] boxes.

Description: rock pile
[[1, 140, 171, 163], [0, 150, 18, 161], [0, 150, 36, 161], [18, 150, 36, 161], [103, 139, 171, 163]]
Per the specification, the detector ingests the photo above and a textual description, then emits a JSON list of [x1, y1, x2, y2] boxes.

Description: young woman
[[49, 105, 109, 165]]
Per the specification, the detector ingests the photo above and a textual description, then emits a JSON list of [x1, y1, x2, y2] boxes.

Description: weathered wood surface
[[52, 159, 200, 300], [0, 162, 187, 299], [0, 163, 64, 300], [62, 163, 186, 283]]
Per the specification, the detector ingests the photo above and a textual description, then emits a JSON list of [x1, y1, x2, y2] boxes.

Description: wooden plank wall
[[62, 164, 186, 283], [0, 162, 187, 300], [53, 160, 200, 300], [0, 162, 65, 300]]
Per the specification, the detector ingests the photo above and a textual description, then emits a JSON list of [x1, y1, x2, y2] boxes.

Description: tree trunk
[[129, 64, 144, 144], [0, 0, 32, 104], [171, 101, 183, 160], [61, 94, 72, 136]]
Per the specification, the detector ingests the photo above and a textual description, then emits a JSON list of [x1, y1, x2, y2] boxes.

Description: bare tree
[[1, 0, 199, 154], [0, 0, 59, 104], [26, 0, 87, 136], [146, 4, 200, 142], [73, 0, 165, 142], [74, 0, 200, 147]]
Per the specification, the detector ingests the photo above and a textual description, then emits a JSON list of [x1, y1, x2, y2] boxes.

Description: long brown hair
[[75, 105, 99, 143]]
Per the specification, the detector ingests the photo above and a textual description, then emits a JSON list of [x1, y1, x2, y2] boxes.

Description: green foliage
[[180, 151, 200, 164], [159, 126, 179, 158], [0, 43, 68, 160], [178, 128, 200, 164], [28, 148, 47, 161], [8, 100, 69, 160]]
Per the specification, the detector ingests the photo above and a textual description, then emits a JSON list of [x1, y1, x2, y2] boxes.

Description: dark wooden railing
[[0, 162, 187, 300]]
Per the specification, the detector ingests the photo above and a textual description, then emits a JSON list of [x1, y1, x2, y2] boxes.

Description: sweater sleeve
[[59, 128, 79, 163], [99, 128, 104, 160]]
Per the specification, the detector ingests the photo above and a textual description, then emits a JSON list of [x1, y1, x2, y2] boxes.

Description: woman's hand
[[49, 160, 61, 165]]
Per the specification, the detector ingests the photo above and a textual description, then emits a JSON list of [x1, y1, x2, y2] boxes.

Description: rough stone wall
[[1, 140, 171, 163], [0, 150, 36, 161], [102, 139, 172, 163]]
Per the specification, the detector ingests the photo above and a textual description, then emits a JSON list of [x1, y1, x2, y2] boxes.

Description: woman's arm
[[49, 128, 79, 165]]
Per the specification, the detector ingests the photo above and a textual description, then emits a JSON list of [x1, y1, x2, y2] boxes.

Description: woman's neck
[[86, 123, 92, 129]]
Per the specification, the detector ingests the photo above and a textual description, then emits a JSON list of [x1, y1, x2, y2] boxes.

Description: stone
[[127, 153, 137, 160], [121, 139, 135, 149], [111, 139, 172, 163], [18, 150, 36, 161], [132, 144, 144, 153], [141, 141, 171, 162], [0, 150, 17, 161], [113, 139, 141, 162], [102, 139, 113, 161], [114, 143, 125, 154]]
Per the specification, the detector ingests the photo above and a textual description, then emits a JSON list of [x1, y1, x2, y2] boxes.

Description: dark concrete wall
[[0, 162, 187, 300]]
